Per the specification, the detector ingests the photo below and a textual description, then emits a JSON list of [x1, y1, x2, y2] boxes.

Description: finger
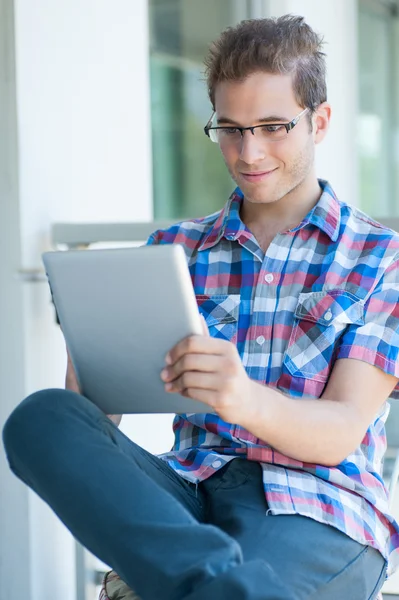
[[161, 353, 225, 383], [180, 387, 218, 408], [165, 371, 221, 394], [165, 334, 228, 365]]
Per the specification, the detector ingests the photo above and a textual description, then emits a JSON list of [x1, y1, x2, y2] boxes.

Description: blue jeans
[[3, 389, 386, 600]]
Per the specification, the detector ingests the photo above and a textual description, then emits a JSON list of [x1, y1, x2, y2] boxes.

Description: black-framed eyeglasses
[[204, 107, 309, 144]]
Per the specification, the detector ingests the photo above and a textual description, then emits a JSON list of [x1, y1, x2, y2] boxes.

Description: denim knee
[[2, 388, 79, 467]]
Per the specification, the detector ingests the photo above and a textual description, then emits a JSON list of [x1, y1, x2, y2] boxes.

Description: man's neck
[[240, 177, 322, 251]]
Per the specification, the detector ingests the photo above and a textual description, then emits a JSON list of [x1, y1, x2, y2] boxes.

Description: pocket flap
[[294, 290, 364, 326], [196, 294, 240, 327]]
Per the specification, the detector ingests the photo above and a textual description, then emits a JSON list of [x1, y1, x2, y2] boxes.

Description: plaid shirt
[[147, 180, 399, 575]]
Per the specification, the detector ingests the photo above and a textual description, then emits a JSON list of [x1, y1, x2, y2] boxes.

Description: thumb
[[200, 314, 210, 337]]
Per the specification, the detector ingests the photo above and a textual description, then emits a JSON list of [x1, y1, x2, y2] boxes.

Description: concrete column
[[0, 0, 32, 598], [1, 1, 155, 598]]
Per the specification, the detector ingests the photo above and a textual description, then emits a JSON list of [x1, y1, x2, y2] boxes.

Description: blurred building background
[[1, 0, 399, 599]]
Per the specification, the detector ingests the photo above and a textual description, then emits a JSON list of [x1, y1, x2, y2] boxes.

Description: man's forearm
[[241, 382, 364, 466], [65, 351, 122, 427], [65, 367, 80, 394]]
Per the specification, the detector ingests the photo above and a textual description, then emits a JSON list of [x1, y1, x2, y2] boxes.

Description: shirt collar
[[289, 179, 341, 242], [198, 188, 246, 251], [198, 179, 341, 252]]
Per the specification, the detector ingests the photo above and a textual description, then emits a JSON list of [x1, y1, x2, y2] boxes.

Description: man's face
[[213, 72, 322, 205]]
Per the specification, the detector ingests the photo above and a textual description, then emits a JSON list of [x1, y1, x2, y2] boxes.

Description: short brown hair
[[204, 15, 327, 112]]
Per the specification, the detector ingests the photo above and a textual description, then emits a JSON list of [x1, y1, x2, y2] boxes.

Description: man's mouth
[[240, 168, 278, 183]]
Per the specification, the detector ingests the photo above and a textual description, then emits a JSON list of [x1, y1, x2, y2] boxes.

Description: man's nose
[[238, 131, 267, 164]]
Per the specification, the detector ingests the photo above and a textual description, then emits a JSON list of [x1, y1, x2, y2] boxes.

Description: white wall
[[2, 1, 155, 599], [267, 0, 359, 206], [15, 0, 153, 264]]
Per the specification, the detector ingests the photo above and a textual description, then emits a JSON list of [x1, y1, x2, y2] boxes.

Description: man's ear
[[312, 102, 331, 145]]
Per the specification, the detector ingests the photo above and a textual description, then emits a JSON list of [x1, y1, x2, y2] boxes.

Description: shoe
[[99, 571, 141, 600]]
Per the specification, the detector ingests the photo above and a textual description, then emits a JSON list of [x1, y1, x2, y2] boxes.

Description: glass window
[[149, 0, 251, 220], [358, 0, 399, 217]]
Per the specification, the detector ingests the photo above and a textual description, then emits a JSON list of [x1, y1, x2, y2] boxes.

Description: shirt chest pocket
[[195, 294, 240, 344], [282, 290, 364, 382]]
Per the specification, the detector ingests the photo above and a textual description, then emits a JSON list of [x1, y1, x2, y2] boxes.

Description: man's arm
[[65, 350, 81, 394], [66, 349, 123, 427], [240, 358, 397, 465], [161, 335, 398, 466]]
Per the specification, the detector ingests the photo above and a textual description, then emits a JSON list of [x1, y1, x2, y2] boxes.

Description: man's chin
[[241, 185, 281, 205]]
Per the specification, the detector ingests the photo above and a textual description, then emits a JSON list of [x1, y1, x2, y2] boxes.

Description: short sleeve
[[337, 255, 399, 398], [146, 230, 160, 246]]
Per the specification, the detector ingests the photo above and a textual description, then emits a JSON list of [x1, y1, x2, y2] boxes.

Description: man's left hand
[[161, 318, 257, 426]]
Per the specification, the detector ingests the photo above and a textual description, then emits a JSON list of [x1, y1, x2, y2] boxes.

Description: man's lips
[[240, 168, 278, 182]]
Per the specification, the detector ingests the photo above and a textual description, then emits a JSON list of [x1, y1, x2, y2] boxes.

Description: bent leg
[[2, 389, 243, 600], [202, 459, 386, 600], [6, 393, 384, 600]]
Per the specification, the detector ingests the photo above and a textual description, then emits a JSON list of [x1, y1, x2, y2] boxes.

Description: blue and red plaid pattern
[[147, 180, 399, 575]]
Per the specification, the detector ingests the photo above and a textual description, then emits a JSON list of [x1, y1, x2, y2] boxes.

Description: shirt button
[[264, 273, 274, 283], [256, 335, 265, 346], [212, 460, 222, 468], [324, 310, 333, 321]]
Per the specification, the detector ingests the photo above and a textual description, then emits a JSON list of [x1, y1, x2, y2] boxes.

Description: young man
[[3, 15, 399, 600]]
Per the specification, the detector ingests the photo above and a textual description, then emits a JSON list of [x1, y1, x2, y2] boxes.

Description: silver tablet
[[42, 244, 213, 414]]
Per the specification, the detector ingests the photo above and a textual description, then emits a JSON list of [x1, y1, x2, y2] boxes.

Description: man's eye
[[262, 125, 284, 133], [220, 127, 240, 135]]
